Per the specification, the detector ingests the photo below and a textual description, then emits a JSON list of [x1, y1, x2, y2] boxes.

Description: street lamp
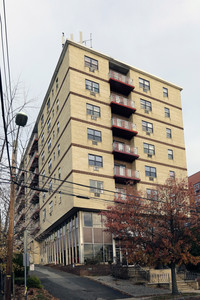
[[5, 112, 28, 300]]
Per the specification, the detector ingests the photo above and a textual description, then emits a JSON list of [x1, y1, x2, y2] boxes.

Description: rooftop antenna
[[82, 33, 92, 48], [70, 33, 74, 41], [62, 32, 65, 48]]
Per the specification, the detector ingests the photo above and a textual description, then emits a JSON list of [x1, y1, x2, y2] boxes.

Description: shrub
[[15, 277, 24, 286], [27, 275, 42, 289]]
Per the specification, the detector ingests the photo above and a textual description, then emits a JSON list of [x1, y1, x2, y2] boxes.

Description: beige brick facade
[[14, 40, 187, 265]]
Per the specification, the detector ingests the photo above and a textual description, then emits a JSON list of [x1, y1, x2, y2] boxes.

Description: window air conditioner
[[149, 177, 154, 181], [94, 193, 100, 197], [146, 131, 151, 135], [143, 87, 148, 92], [91, 115, 97, 120], [93, 166, 99, 171], [90, 91, 96, 96], [145, 109, 149, 114], [148, 154, 152, 158], [89, 67, 95, 72], [92, 140, 98, 145]]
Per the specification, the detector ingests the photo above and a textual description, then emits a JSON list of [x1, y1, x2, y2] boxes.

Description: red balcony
[[109, 70, 134, 96], [29, 133, 38, 156], [31, 204, 40, 220], [17, 198, 25, 213], [16, 209, 25, 224], [29, 189, 39, 204], [113, 142, 139, 162], [110, 93, 136, 117], [29, 168, 39, 187], [29, 151, 38, 171], [30, 222, 40, 236], [114, 165, 140, 184], [17, 170, 24, 185], [112, 118, 138, 139], [16, 186, 25, 203]]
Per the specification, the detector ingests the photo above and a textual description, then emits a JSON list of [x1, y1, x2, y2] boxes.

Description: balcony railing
[[114, 166, 140, 184], [110, 93, 135, 108], [109, 70, 134, 95], [31, 204, 40, 220], [110, 93, 136, 117], [113, 142, 139, 162], [28, 151, 38, 171], [30, 222, 40, 236], [29, 189, 40, 204], [16, 186, 25, 202], [113, 142, 137, 155], [28, 168, 39, 186], [29, 133, 38, 155], [112, 118, 137, 139], [109, 70, 133, 85]]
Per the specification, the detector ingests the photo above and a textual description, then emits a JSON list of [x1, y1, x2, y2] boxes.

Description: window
[[52, 109, 54, 118], [42, 151, 45, 162], [168, 149, 173, 160], [47, 118, 51, 132], [146, 189, 158, 200], [166, 128, 172, 138], [56, 78, 58, 90], [88, 154, 103, 167], [194, 182, 200, 193], [145, 166, 157, 178], [43, 209, 46, 222], [169, 170, 175, 178], [58, 167, 61, 179], [57, 121, 60, 134], [52, 88, 54, 97], [48, 158, 52, 173], [85, 79, 99, 93], [48, 138, 51, 151], [142, 120, 153, 133], [56, 99, 59, 111], [143, 143, 155, 155], [87, 128, 102, 142], [49, 179, 52, 191], [53, 152, 55, 160], [58, 144, 60, 156], [42, 170, 45, 183], [163, 87, 168, 97], [41, 114, 44, 126], [84, 212, 92, 227], [41, 133, 44, 144], [47, 98, 50, 112], [86, 103, 100, 117], [90, 180, 104, 194], [42, 192, 45, 201], [84, 56, 98, 70], [59, 191, 62, 204], [165, 107, 170, 118], [139, 78, 150, 91], [53, 130, 55, 139], [140, 99, 152, 112], [49, 201, 53, 214]]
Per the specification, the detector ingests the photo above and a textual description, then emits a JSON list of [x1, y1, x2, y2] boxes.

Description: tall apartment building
[[14, 40, 187, 265]]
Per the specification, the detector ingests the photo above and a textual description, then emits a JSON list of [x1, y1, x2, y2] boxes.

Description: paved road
[[31, 266, 129, 300]]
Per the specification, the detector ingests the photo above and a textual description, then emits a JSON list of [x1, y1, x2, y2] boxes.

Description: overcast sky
[[0, 0, 200, 176]]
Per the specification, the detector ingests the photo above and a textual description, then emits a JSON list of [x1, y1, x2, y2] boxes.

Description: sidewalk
[[86, 275, 200, 299]]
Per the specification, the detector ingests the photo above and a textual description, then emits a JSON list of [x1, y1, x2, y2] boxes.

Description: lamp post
[[5, 112, 28, 300]]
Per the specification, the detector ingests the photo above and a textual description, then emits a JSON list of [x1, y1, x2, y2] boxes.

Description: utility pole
[[24, 230, 27, 300], [5, 112, 28, 300], [5, 141, 17, 300]]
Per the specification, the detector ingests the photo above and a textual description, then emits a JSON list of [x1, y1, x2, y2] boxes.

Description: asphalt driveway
[[31, 265, 129, 300]]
